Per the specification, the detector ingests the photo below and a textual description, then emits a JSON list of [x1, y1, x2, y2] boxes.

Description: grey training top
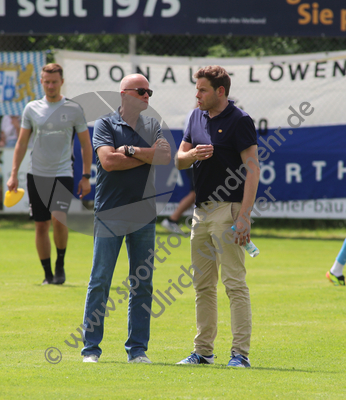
[[22, 96, 88, 177]]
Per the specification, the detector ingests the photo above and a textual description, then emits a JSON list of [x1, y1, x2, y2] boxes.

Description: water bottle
[[231, 225, 260, 258]]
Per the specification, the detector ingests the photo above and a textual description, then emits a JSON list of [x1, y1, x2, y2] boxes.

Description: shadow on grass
[[157, 228, 342, 241], [249, 234, 343, 241], [2, 214, 345, 240], [34, 284, 131, 290], [34, 283, 88, 288], [99, 361, 342, 374]]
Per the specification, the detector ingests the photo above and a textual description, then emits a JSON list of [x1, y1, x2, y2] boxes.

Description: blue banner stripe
[[256, 125, 346, 201], [0, 51, 46, 116]]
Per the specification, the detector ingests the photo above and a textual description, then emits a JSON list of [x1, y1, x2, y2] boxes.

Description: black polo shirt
[[183, 100, 257, 203]]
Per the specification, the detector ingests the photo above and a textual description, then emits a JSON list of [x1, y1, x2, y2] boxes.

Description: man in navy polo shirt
[[81, 73, 171, 364], [176, 65, 260, 367]]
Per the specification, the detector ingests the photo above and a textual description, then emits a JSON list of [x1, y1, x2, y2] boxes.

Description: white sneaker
[[176, 353, 215, 365], [161, 218, 182, 234], [83, 354, 99, 363], [128, 355, 152, 364]]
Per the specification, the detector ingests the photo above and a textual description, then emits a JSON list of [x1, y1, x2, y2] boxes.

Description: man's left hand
[[77, 178, 91, 199], [234, 218, 251, 246]]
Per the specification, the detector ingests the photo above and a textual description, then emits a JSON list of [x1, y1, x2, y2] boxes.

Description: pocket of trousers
[[230, 202, 242, 225]]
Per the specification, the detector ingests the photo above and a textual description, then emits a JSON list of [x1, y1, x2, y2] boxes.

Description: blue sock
[[336, 239, 346, 265]]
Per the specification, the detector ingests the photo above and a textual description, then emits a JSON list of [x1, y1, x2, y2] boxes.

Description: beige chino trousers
[[191, 201, 252, 357]]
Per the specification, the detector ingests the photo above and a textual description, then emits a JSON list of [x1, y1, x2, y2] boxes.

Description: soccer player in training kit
[[7, 63, 92, 285]]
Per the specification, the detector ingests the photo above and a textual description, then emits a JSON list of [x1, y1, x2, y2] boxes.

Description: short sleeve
[[21, 103, 33, 130], [74, 106, 88, 133], [234, 116, 258, 153], [182, 115, 193, 144], [183, 109, 194, 134], [93, 117, 115, 153]]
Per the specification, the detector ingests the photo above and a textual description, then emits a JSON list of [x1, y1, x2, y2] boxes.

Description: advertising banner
[[1, 1, 346, 37], [55, 49, 346, 203], [0, 52, 46, 116]]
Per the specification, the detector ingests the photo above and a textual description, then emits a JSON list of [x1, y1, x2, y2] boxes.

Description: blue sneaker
[[227, 351, 251, 368], [176, 352, 215, 365]]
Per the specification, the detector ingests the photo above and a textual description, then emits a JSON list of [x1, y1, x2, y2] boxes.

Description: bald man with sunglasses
[[81, 74, 171, 364]]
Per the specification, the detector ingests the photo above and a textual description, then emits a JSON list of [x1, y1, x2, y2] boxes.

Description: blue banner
[[74, 125, 346, 203], [0, 52, 46, 116], [1, 1, 346, 37], [256, 125, 346, 202]]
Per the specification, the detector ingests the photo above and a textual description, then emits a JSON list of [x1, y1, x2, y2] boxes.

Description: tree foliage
[[1, 34, 346, 60]]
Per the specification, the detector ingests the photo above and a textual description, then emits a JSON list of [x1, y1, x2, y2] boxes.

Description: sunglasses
[[123, 88, 153, 97]]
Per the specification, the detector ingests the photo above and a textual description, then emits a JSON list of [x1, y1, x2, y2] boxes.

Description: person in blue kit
[[326, 240, 346, 285], [81, 73, 171, 363], [175, 65, 260, 367]]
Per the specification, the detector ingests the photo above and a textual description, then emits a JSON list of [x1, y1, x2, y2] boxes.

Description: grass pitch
[[0, 216, 345, 399]]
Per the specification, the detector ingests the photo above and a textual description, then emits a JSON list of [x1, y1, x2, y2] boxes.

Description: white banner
[[55, 49, 346, 130], [50, 49, 346, 218]]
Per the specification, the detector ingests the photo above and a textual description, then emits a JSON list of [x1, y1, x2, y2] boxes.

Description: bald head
[[120, 74, 149, 90]]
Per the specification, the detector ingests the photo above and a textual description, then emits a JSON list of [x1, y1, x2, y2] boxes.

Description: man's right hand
[[193, 144, 214, 160], [6, 127, 32, 191], [176, 141, 213, 170], [7, 175, 19, 192]]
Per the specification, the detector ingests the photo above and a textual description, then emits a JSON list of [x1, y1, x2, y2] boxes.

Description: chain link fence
[[1, 34, 346, 57]]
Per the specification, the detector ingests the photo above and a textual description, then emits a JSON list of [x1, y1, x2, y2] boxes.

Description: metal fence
[[1, 34, 346, 57]]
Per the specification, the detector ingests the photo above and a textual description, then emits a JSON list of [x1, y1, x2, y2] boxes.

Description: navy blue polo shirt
[[183, 100, 257, 203], [93, 111, 163, 215]]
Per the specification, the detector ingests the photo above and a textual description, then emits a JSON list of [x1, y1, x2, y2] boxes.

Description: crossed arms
[[97, 138, 171, 172]]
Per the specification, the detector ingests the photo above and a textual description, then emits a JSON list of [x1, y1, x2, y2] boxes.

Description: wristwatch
[[128, 145, 135, 157], [82, 173, 91, 179]]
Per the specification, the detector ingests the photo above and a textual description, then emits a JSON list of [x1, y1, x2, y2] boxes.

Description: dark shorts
[[27, 173, 74, 222]]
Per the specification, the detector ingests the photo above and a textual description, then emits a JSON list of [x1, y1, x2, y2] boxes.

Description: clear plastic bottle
[[231, 225, 260, 258]]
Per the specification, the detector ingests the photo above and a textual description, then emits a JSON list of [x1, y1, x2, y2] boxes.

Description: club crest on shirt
[[60, 114, 68, 122]]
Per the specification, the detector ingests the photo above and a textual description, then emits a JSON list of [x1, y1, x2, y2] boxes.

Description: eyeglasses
[[123, 88, 153, 97]]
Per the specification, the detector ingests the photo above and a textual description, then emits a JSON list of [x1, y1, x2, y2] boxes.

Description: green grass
[[0, 217, 345, 399]]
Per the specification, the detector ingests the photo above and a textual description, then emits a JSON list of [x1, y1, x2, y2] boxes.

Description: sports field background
[[1, 216, 345, 399]]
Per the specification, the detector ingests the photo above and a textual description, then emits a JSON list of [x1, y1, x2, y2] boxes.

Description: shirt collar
[[203, 100, 235, 120], [111, 109, 146, 129]]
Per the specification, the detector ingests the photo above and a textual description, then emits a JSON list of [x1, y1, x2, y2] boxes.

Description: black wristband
[[82, 173, 91, 179], [124, 145, 130, 156]]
